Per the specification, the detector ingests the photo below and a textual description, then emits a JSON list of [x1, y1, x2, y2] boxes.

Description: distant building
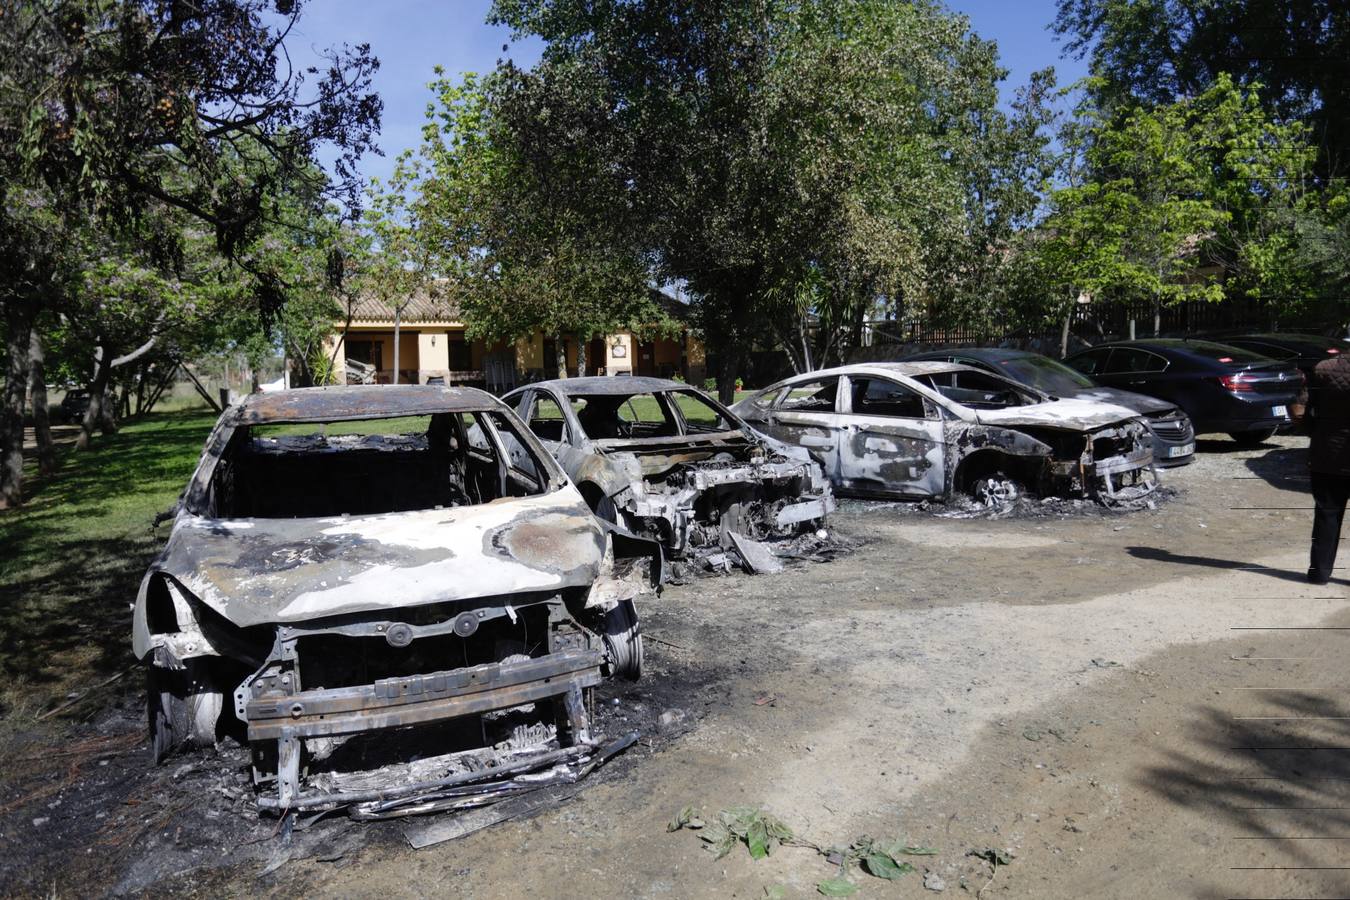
[[324, 288, 705, 392]]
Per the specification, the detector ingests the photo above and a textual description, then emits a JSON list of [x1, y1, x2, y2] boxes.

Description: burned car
[[731, 363, 1156, 504], [504, 377, 834, 572], [134, 386, 656, 817]]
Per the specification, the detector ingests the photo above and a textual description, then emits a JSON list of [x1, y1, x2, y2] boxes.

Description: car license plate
[[1271, 405, 1287, 417], [1168, 442, 1194, 458]]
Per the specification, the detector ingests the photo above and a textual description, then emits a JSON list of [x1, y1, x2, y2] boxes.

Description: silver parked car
[[505, 377, 835, 571], [731, 363, 1157, 503], [134, 385, 656, 817]]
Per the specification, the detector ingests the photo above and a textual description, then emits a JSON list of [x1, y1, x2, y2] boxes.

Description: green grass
[[0, 409, 219, 722]]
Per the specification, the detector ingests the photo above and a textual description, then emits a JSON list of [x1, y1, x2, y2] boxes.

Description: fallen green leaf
[[764, 885, 788, 900], [898, 845, 938, 856], [863, 851, 913, 880], [817, 876, 859, 896]]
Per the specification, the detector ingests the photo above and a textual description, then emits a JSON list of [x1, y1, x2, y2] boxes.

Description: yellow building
[[325, 289, 705, 392]]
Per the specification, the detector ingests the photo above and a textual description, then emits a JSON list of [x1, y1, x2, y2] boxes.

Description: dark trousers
[[1310, 471, 1350, 581]]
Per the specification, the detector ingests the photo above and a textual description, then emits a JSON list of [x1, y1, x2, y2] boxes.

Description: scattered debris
[[923, 871, 947, 892]]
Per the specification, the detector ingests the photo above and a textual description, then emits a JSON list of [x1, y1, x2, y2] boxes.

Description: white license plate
[[1168, 442, 1195, 458], [1271, 405, 1287, 417]]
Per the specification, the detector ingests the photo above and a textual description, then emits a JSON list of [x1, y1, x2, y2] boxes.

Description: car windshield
[[207, 410, 550, 518], [994, 355, 1096, 393]]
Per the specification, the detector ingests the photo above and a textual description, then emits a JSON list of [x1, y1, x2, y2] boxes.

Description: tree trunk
[[78, 350, 116, 450], [1059, 313, 1072, 359], [392, 305, 401, 385], [1153, 297, 1162, 338], [27, 328, 57, 476], [0, 299, 36, 508], [716, 353, 739, 405], [554, 330, 567, 379], [1128, 317, 1136, 340], [577, 334, 588, 379]]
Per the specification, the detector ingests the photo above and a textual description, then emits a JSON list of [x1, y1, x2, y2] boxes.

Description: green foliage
[[1052, 0, 1350, 179], [670, 806, 933, 889], [488, 0, 1057, 385]]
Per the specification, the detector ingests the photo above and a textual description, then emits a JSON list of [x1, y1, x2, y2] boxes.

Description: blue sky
[[294, 0, 1086, 186]]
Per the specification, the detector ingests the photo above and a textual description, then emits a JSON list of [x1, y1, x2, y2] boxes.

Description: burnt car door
[[516, 389, 593, 478], [756, 375, 842, 480], [836, 374, 945, 497]]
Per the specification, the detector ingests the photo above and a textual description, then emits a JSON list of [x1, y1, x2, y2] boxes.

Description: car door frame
[[835, 373, 947, 498], [757, 375, 844, 482]]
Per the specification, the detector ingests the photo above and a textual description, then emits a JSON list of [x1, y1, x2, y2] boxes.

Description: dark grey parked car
[[902, 348, 1195, 466]]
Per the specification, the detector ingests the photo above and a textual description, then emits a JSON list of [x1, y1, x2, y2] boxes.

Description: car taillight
[[1218, 373, 1255, 392], [1329, 347, 1341, 355]]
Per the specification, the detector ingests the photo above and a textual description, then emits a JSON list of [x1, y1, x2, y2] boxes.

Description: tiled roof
[[349, 286, 463, 323]]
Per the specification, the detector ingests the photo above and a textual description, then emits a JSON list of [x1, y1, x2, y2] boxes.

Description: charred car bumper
[[616, 457, 835, 557]]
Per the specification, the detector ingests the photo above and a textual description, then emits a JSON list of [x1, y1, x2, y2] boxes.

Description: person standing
[[1307, 346, 1350, 584]]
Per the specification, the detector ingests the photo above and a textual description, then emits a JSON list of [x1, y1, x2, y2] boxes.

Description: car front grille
[[1148, 413, 1193, 440]]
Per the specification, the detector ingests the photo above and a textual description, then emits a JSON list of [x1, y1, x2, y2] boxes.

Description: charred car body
[[732, 363, 1156, 504], [504, 377, 834, 571], [133, 386, 656, 817]]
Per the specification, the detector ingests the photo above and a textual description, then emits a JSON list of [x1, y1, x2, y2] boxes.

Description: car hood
[[973, 397, 1141, 430], [1058, 386, 1175, 416], [153, 489, 605, 627]]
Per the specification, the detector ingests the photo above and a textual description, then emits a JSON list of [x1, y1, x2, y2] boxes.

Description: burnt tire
[[146, 661, 221, 764], [601, 598, 643, 681], [1230, 429, 1277, 447]]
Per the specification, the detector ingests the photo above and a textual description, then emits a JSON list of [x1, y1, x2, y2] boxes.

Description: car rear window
[[1181, 341, 1273, 364]]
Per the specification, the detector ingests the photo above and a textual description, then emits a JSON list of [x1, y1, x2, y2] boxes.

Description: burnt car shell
[[505, 377, 835, 569], [732, 363, 1156, 504], [133, 385, 655, 816]]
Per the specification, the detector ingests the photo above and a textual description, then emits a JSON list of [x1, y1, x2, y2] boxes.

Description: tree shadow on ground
[[1244, 445, 1312, 491], [1142, 692, 1350, 879], [1196, 436, 1278, 454], [1125, 546, 1347, 587]]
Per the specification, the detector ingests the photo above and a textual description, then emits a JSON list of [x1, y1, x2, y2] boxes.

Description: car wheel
[[1230, 429, 1276, 447], [601, 598, 642, 681], [146, 661, 221, 763], [972, 473, 1021, 506]]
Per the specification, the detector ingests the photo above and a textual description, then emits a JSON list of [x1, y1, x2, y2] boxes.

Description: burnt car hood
[[1059, 386, 1174, 417], [153, 491, 605, 627], [972, 397, 1141, 431]]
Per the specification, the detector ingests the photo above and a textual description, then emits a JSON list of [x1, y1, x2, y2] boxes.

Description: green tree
[[489, 0, 1054, 395], [0, 0, 381, 507], [403, 70, 663, 378], [1039, 87, 1226, 341], [1053, 0, 1350, 180]]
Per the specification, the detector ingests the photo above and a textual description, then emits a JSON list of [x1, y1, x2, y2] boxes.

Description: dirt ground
[[2, 433, 1348, 899]]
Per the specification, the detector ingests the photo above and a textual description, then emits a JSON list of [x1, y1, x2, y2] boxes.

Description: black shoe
[[1308, 569, 1331, 586]]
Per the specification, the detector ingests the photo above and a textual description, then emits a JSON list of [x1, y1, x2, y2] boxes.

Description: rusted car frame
[[133, 385, 656, 816], [732, 363, 1156, 504], [504, 377, 834, 571]]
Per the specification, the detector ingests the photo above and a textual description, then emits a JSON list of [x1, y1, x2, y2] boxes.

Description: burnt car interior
[[913, 370, 1041, 409], [569, 391, 736, 440], [204, 411, 547, 518]]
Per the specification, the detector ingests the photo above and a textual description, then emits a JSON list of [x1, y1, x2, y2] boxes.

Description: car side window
[[777, 378, 839, 413], [849, 377, 928, 419], [1068, 350, 1110, 375], [527, 394, 568, 442], [1105, 348, 1168, 374]]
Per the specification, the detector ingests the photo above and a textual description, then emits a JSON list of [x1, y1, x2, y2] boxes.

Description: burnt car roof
[[227, 385, 502, 425], [526, 376, 693, 396], [800, 361, 972, 378]]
